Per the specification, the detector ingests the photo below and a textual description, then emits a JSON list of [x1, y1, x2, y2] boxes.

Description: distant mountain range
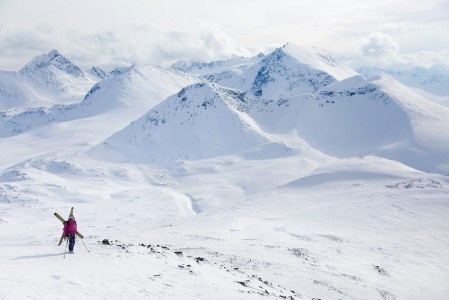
[[357, 65, 449, 96], [1, 44, 449, 173]]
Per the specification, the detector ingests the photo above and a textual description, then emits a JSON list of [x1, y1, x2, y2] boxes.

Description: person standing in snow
[[63, 213, 78, 253]]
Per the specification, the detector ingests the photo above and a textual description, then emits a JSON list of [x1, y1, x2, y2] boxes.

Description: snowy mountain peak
[[0, 50, 95, 108], [280, 43, 336, 67], [101, 80, 295, 160], [249, 43, 358, 98], [15, 49, 94, 101], [88, 66, 109, 80], [19, 50, 84, 78], [48, 49, 61, 58], [275, 43, 357, 80]]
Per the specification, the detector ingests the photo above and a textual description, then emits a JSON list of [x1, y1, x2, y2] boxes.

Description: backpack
[[66, 219, 77, 235]]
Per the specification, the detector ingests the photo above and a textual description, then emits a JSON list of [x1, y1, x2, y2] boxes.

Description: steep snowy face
[[102, 82, 294, 161], [78, 65, 200, 116], [368, 75, 449, 151], [18, 50, 94, 99], [249, 44, 358, 98]]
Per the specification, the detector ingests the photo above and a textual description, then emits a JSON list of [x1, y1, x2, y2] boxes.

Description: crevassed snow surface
[[1, 45, 449, 300]]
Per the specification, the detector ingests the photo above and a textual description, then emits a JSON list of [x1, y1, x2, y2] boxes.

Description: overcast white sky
[[0, 0, 448, 70]]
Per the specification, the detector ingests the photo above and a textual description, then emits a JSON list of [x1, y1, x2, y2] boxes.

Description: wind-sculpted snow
[[284, 156, 423, 188]]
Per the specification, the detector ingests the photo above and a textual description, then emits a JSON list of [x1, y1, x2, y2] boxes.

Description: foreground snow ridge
[[1, 43, 449, 299]]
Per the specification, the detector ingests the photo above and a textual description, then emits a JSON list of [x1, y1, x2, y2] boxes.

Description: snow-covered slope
[[1, 144, 448, 299], [0, 71, 43, 110], [246, 74, 449, 173], [100, 82, 297, 161], [77, 65, 200, 116]]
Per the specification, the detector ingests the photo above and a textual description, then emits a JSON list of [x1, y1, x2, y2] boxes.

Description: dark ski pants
[[68, 235, 76, 252]]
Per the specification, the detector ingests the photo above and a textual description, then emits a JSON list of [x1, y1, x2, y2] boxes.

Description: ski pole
[[63, 237, 68, 258], [80, 237, 90, 252]]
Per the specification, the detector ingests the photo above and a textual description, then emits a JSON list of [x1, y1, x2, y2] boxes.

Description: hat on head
[[69, 213, 75, 220]]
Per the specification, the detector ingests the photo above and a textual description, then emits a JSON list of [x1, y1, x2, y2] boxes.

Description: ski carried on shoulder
[[54, 207, 84, 246]]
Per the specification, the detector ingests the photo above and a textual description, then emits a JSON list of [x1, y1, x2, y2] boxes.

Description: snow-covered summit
[[278, 43, 358, 81], [87, 66, 109, 81], [20, 50, 84, 79], [248, 43, 358, 98], [0, 50, 97, 110], [14, 50, 95, 102]]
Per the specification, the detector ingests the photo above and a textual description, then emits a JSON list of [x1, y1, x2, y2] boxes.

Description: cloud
[[0, 24, 262, 71], [154, 27, 261, 65], [401, 50, 449, 67], [0, 26, 53, 61], [380, 22, 413, 32], [358, 32, 399, 57], [344, 31, 449, 68]]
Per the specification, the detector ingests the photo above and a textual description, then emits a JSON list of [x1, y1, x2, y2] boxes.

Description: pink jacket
[[63, 219, 77, 236]]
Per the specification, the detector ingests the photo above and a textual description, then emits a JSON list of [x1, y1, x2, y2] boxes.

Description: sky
[[0, 0, 448, 71]]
